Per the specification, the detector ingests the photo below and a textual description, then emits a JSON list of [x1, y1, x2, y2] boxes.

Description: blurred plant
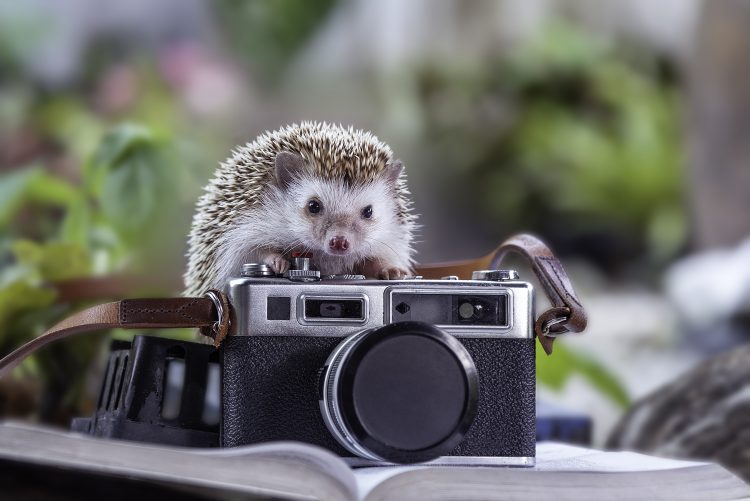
[[214, 0, 340, 85], [0, 124, 199, 421], [0, 10, 237, 420], [417, 23, 685, 275], [537, 343, 629, 409]]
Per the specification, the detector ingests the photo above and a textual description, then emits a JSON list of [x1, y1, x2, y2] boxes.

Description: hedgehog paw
[[263, 253, 290, 275], [378, 267, 408, 280]]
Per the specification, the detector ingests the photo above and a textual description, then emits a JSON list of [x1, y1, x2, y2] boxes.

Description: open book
[[0, 422, 747, 500]]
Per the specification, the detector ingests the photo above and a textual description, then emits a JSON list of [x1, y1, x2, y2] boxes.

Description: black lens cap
[[337, 322, 478, 463]]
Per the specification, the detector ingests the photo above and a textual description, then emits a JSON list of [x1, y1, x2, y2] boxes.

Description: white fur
[[210, 172, 415, 288]]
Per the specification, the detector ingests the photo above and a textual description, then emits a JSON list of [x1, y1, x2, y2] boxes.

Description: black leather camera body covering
[[221, 334, 536, 459]]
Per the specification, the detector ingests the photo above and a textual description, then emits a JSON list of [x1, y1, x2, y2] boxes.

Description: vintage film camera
[[75, 256, 537, 466], [223, 258, 535, 465]]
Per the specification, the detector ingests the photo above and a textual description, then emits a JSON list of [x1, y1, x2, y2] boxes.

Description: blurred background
[[2, 0, 750, 472]]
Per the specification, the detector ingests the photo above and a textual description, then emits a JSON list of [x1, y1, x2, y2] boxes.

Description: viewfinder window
[[304, 298, 365, 321]]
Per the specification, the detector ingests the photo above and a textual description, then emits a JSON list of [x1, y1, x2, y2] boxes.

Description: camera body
[[221, 263, 536, 465]]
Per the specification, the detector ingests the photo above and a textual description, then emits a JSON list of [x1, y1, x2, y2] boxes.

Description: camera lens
[[319, 322, 478, 464]]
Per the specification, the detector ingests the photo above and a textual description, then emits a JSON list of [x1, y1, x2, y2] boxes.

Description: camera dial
[[319, 322, 479, 464], [283, 255, 321, 281], [241, 263, 275, 278], [322, 274, 366, 280], [471, 269, 519, 281]]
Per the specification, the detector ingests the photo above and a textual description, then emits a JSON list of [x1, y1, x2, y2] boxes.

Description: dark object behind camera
[[71, 336, 219, 447], [536, 400, 591, 445]]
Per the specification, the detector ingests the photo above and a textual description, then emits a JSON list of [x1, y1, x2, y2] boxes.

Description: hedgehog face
[[282, 173, 401, 261]]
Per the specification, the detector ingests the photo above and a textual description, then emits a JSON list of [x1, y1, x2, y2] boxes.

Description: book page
[[3, 422, 747, 501], [361, 464, 750, 501], [0, 422, 357, 501], [355, 442, 749, 501], [534, 441, 709, 472]]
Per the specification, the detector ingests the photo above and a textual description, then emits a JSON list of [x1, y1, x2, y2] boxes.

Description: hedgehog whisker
[[366, 238, 400, 261], [279, 239, 308, 257], [279, 242, 297, 256]]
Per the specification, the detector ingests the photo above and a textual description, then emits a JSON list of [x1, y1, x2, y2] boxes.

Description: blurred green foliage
[[85, 124, 190, 268], [537, 342, 629, 409], [418, 24, 685, 274], [0, 240, 99, 420], [215, 0, 339, 85], [0, 122, 200, 419], [2, 124, 190, 272]]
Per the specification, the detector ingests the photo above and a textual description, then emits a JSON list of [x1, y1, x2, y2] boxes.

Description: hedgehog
[[184, 122, 418, 297]]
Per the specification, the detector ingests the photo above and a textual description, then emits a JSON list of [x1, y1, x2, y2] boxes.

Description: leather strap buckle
[[202, 289, 231, 347], [540, 315, 569, 337]]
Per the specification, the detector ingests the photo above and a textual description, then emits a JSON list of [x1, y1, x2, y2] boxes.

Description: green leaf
[[0, 167, 82, 227], [99, 147, 170, 232], [11, 240, 91, 282], [87, 124, 176, 240], [0, 168, 40, 226], [26, 172, 80, 207], [60, 198, 91, 245], [93, 124, 154, 165], [87, 123, 160, 193], [537, 342, 630, 408], [0, 280, 57, 344], [34, 98, 104, 161]]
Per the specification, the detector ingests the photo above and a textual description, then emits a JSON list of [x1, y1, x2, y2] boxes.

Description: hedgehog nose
[[329, 236, 349, 252]]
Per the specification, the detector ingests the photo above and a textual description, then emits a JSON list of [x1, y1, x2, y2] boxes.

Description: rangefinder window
[[452, 295, 504, 325], [303, 296, 366, 322], [390, 292, 508, 327]]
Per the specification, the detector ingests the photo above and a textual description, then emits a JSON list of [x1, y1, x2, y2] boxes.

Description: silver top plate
[[227, 277, 534, 339]]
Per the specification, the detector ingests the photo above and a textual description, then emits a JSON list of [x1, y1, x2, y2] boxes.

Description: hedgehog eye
[[307, 199, 322, 215], [361, 205, 373, 219]]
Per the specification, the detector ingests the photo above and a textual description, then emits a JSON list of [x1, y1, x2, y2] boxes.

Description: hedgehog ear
[[384, 160, 403, 187], [275, 151, 307, 189]]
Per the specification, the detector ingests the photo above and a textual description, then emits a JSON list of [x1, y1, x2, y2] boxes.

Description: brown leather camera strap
[[0, 233, 583, 376], [0, 293, 231, 378], [415, 233, 587, 354]]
